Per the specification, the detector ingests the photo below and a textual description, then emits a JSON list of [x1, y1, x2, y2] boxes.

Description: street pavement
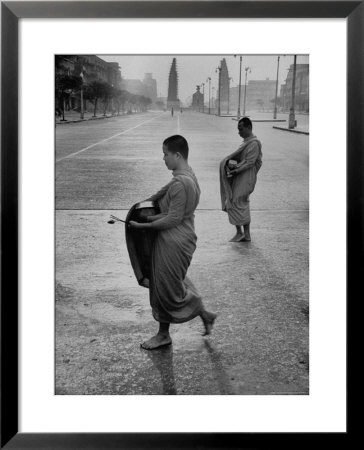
[[56, 110, 309, 395]]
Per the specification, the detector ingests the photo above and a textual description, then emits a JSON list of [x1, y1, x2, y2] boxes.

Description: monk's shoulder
[[168, 178, 186, 195]]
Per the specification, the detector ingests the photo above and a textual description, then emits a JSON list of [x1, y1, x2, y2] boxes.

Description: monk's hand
[[230, 166, 243, 175], [128, 220, 146, 229]]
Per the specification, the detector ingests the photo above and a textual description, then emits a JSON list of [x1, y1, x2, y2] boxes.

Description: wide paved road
[[56, 110, 309, 395], [56, 110, 308, 211]]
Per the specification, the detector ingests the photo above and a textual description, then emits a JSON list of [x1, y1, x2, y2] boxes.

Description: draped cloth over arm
[[219, 136, 262, 225], [148, 167, 203, 324]]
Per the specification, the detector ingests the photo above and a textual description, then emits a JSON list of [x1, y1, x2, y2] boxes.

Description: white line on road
[[56, 112, 165, 163]]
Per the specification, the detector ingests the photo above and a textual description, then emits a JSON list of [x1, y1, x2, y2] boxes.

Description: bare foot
[[140, 333, 172, 350], [229, 233, 244, 242], [201, 312, 217, 336]]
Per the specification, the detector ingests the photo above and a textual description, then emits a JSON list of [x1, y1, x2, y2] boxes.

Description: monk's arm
[[233, 142, 260, 174], [148, 182, 186, 230], [147, 213, 168, 222], [130, 182, 186, 230]]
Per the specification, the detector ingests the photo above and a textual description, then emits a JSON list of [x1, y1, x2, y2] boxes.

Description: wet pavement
[[56, 110, 309, 395]]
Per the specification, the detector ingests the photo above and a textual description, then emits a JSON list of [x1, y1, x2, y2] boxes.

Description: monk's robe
[[219, 135, 262, 225], [146, 166, 203, 324]]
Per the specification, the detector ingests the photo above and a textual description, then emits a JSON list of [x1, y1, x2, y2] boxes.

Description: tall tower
[[167, 58, 180, 110], [219, 58, 230, 113]]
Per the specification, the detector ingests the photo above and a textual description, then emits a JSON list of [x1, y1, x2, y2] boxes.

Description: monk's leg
[[141, 322, 172, 350], [229, 225, 245, 242], [242, 223, 251, 241], [200, 307, 217, 336]]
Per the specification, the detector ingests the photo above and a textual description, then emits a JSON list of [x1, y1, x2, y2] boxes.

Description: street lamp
[[201, 82, 205, 113], [215, 65, 222, 116], [289, 55, 297, 129], [243, 66, 251, 116], [234, 55, 242, 119], [206, 77, 211, 114], [228, 77, 233, 115], [273, 55, 281, 120]]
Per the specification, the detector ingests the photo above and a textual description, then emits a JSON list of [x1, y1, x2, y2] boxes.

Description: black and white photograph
[[55, 54, 309, 395]]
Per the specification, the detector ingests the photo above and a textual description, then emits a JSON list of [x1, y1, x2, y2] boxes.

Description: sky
[[99, 54, 309, 105]]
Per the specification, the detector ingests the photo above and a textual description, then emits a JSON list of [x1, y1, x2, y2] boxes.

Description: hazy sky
[[100, 54, 309, 104]]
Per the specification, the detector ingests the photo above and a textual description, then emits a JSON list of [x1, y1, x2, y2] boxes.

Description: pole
[[243, 68, 248, 116], [273, 55, 280, 120], [217, 66, 221, 116], [237, 56, 242, 119], [208, 77, 211, 114], [202, 83, 205, 113], [289, 55, 297, 129], [227, 78, 230, 115], [80, 85, 84, 120]]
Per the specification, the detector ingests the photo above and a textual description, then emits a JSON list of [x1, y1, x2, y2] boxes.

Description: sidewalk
[[55, 110, 138, 125], [272, 125, 309, 135]]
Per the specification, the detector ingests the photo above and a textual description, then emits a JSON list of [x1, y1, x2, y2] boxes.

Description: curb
[[272, 126, 309, 135], [232, 118, 287, 123], [56, 114, 115, 125], [55, 112, 145, 125]]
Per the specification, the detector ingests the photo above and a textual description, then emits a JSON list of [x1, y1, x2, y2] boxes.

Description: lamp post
[[207, 77, 211, 114], [215, 65, 221, 116], [80, 82, 84, 119], [227, 77, 233, 115], [273, 55, 280, 119], [243, 67, 251, 116], [289, 55, 297, 129], [234, 55, 243, 119], [212, 87, 216, 114], [201, 82, 205, 113]]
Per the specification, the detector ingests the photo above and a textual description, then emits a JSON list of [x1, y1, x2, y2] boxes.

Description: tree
[[84, 80, 110, 117], [139, 96, 152, 111], [101, 83, 113, 116], [127, 93, 137, 113], [113, 89, 129, 115], [55, 74, 82, 121]]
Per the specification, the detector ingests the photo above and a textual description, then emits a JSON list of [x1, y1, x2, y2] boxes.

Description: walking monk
[[129, 135, 217, 350], [220, 117, 262, 242]]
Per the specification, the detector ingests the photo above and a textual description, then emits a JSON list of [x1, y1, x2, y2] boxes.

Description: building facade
[[229, 78, 276, 114], [280, 64, 309, 112], [121, 73, 158, 105], [55, 55, 122, 112]]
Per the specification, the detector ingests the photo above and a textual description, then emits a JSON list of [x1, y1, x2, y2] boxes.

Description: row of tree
[[55, 74, 152, 120]]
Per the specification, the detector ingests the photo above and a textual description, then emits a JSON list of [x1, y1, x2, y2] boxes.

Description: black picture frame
[[1, 1, 361, 448]]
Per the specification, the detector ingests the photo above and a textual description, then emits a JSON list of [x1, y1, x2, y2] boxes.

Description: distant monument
[[219, 58, 230, 113], [192, 85, 204, 110], [167, 58, 180, 110]]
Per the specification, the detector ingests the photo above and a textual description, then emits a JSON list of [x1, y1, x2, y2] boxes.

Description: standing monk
[[219, 117, 262, 242], [129, 135, 217, 350]]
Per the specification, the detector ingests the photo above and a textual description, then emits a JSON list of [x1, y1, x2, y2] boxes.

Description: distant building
[[121, 73, 158, 105], [143, 73, 157, 104], [121, 79, 145, 95], [280, 64, 309, 112], [229, 78, 276, 113], [191, 86, 204, 110], [167, 58, 180, 110], [55, 54, 122, 111]]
